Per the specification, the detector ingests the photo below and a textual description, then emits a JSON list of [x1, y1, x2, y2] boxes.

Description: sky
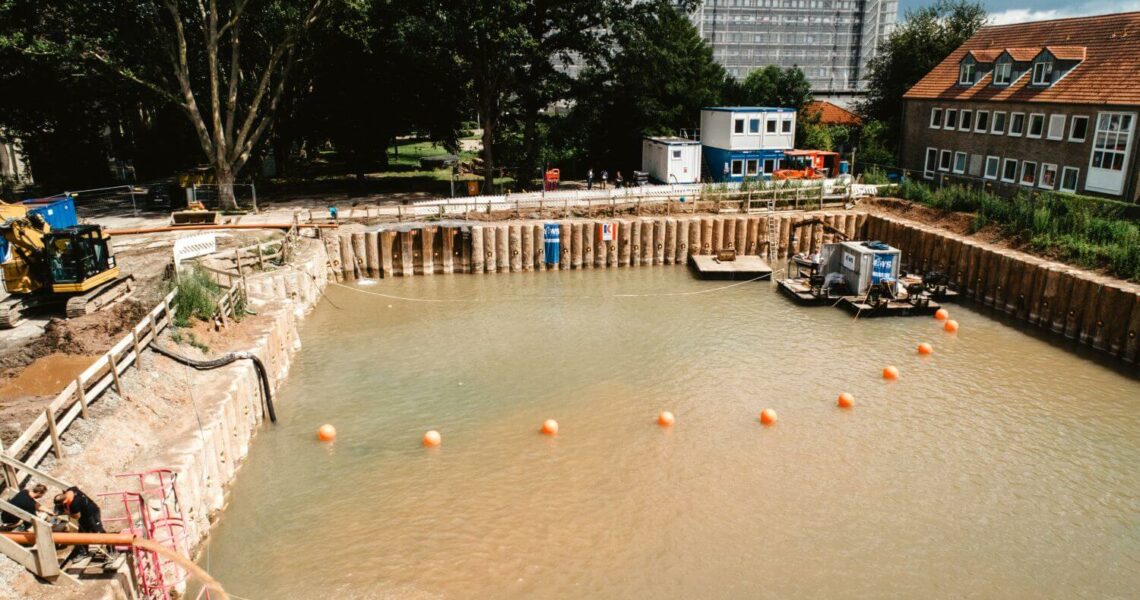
[[898, 0, 1140, 24]]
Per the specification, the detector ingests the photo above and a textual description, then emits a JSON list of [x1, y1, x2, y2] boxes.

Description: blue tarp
[[543, 223, 560, 264]]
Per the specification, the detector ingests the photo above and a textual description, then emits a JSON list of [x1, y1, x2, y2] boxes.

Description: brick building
[[900, 12, 1140, 203]]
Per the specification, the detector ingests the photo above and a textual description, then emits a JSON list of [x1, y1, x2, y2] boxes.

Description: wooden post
[[234, 249, 248, 289], [108, 352, 125, 398], [131, 330, 142, 365], [256, 244, 265, 270], [0, 439, 18, 487], [74, 377, 89, 419], [45, 408, 63, 459]]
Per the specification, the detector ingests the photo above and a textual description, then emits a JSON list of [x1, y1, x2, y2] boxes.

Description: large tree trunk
[[215, 162, 237, 210], [480, 112, 495, 194]]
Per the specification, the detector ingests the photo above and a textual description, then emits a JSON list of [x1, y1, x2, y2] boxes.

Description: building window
[[959, 110, 973, 131], [1047, 115, 1066, 140], [1039, 163, 1059, 189], [766, 118, 777, 133], [975, 111, 990, 132], [993, 61, 1012, 85], [731, 159, 744, 175], [1001, 158, 1018, 183], [959, 62, 976, 85], [1090, 112, 1134, 172], [763, 158, 776, 173], [672, 149, 682, 160], [1032, 60, 1053, 85], [1060, 167, 1079, 193], [734, 119, 745, 134], [930, 108, 943, 129], [953, 151, 967, 174], [781, 118, 792, 134], [939, 150, 952, 172], [924, 148, 937, 179], [749, 118, 761, 134], [944, 109, 958, 129], [1069, 116, 1089, 142], [1028, 114, 1045, 138], [1020, 161, 1038, 186], [1009, 113, 1025, 136], [991, 111, 1007, 135], [746, 159, 759, 176], [983, 156, 1000, 179]]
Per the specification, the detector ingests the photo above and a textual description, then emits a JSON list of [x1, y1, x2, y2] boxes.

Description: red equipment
[[772, 150, 840, 180]]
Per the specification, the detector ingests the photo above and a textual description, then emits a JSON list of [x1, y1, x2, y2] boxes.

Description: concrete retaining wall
[[326, 213, 867, 280], [864, 214, 1140, 368]]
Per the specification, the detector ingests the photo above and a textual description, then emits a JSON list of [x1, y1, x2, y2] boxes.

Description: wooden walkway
[[689, 255, 772, 280]]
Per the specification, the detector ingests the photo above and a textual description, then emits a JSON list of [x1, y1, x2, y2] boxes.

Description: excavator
[[0, 202, 133, 328], [771, 150, 840, 181]]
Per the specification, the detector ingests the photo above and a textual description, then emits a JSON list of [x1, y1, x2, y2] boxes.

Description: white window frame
[[766, 118, 777, 133], [1046, 114, 1066, 140], [781, 117, 792, 134], [983, 156, 1000, 180], [1027, 113, 1045, 139], [762, 158, 776, 173], [991, 111, 1007, 135], [924, 147, 938, 179], [944, 109, 958, 130], [1087, 111, 1136, 194], [1039, 163, 1058, 189], [930, 108, 943, 129], [1001, 158, 1018, 183], [1020, 161, 1038, 186], [671, 149, 682, 160], [730, 159, 744, 176], [749, 118, 761, 134], [975, 110, 990, 133], [993, 61, 1012, 85], [1069, 116, 1089, 142], [938, 150, 952, 172], [952, 151, 967, 174], [1009, 112, 1025, 137], [1059, 167, 1079, 193], [745, 158, 759, 176], [959, 62, 976, 85], [734, 118, 746, 135], [959, 110, 973, 132], [1032, 60, 1052, 86]]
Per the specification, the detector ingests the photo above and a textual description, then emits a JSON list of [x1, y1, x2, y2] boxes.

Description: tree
[[567, 0, 725, 172], [858, 0, 987, 151], [3, 1, 332, 208], [730, 65, 813, 109]]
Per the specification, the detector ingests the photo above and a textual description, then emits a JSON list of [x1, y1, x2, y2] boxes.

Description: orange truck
[[771, 150, 840, 180]]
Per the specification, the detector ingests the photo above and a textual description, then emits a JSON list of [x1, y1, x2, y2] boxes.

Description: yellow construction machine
[[0, 202, 133, 328]]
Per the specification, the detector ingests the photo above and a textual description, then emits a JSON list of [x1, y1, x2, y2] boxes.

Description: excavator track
[[64, 275, 136, 319], [0, 297, 24, 329]]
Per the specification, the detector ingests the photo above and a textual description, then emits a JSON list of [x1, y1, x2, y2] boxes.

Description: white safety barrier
[[173, 232, 217, 267]]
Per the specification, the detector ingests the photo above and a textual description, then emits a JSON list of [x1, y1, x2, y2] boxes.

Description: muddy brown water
[[0, 353, 97, 401], [198, 269, 1140, 599]]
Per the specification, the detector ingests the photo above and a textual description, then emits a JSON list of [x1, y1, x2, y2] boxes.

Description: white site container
[[820, 241, 902, 295], [641, 137, 702, 184]]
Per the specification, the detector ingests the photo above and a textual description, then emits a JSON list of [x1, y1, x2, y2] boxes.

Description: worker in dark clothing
[[54, 486, 109, 563], [1, 483, 47, 531]]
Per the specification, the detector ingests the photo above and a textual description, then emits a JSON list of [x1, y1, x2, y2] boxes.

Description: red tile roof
[[966, 49, 1003, 62], [803, 100, 863, 126], [905, 11, 1140, 106]]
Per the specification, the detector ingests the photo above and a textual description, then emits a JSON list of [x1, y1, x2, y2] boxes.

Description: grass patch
[[895, 182, 1140, 281], [169, 265, 222, 327]]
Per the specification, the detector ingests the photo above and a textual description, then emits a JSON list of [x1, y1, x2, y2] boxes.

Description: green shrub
[[170, 265, 222, 327], [862, 167, 890, 185]]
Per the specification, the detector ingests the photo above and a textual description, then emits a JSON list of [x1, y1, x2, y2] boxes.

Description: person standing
[[600, 169, 608, 190], [615, 171, 624, 188], [587, 168, 594, 190]]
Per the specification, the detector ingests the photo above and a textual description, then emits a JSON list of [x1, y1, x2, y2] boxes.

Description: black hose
[[148, 342, 277, 423]]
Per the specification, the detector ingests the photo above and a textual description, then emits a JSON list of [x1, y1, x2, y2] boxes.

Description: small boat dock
[[689, 253, 773, 280]]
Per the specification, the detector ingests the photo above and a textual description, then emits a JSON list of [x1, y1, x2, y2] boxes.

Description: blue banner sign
[[871, 253, 895, 283], [544, 223, 560, 264]]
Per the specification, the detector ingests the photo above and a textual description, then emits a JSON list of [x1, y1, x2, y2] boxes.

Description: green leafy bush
[[170, 265, 222, 327]]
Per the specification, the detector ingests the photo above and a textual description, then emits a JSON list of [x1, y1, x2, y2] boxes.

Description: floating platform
[[837, 296, 946, 318], [689, 255, 773, 280], [776, 274, 961, 317], [776, 278, 831, 306]]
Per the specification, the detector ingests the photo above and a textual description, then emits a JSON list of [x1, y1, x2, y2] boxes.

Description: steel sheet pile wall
[[327, 214, 867, 281], [863, 215, 1140, 367]]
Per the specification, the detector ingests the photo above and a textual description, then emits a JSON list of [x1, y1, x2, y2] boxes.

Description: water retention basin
[[198, 268, 1139, 598]]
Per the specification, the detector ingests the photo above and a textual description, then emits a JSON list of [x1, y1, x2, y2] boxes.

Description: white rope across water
[[327, 274, 768, 303]]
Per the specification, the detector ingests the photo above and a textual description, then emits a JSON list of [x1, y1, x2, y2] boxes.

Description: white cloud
[[989, 2, 1140, 25]]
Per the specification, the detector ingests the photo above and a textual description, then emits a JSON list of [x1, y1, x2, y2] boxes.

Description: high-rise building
[[691, 0, 898, 105]]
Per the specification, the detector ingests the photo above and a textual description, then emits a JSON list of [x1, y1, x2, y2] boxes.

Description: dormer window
[[993, 60, 1011, 85], [959, 61, 977, 85], [1032, 59, 1053, 86]]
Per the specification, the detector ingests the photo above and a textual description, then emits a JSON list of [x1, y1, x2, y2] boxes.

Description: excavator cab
[[45, 226, 119, 292]]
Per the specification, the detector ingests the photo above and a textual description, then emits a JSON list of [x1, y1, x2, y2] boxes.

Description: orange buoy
[[943, 319, 959, 333], [759, 408, 778, 425], [882, 365, 899, 380], [657, 411, 675, 427], [917, 342, 934, 355], [934, 308, 950, 321], [541, 419, 559, 436], [423, 430, 441, 447], [837, 393, 854, 408], [317, 424, 337, 442]]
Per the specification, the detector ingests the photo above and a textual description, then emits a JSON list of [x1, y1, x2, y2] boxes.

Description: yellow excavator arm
[[0, 212, 51, 294]]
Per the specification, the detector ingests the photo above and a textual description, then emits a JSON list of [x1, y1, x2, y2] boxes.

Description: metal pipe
[[105, 223, 338, 236], [2, 531, 135, 546]]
